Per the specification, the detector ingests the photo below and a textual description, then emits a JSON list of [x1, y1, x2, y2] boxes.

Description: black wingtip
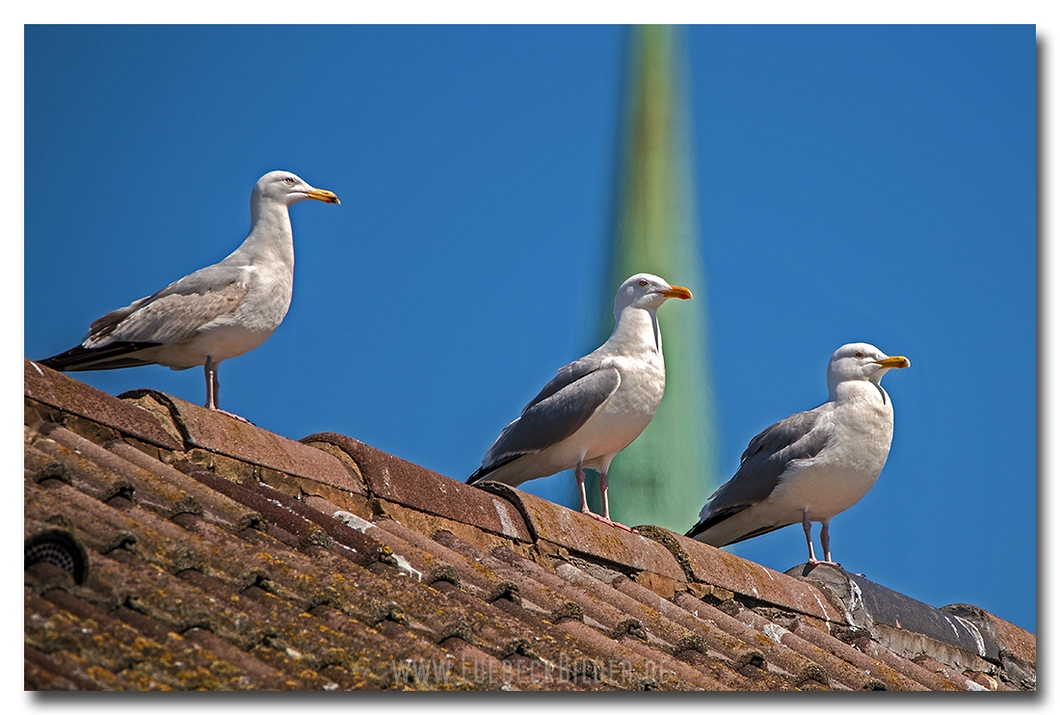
[[686, 516, 786, 548], [37, 346, 85, 371], [35, 341, 161, 372], [467, 451, 528, 485]]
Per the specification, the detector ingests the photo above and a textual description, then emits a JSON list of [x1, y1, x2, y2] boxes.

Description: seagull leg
[[819, 519, 841, 567], [599, 468, 638, 533], [600, 468, 610, 521], [203, 356, 251, 423], [204, 357, 218, 410], [575, 461, 591, 514], [803, 511, 820, 565], [570, 465, 637, 534], [804, 512, 840, 568]]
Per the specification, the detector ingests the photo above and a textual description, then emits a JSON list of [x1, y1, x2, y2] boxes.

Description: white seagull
[[38, 170, 339, 416], [467, 273, 693, 530], [686, 342, 910, 565]]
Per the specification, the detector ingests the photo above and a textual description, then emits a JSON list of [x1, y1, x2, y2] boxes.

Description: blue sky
[[21, 24, 1036, 635]]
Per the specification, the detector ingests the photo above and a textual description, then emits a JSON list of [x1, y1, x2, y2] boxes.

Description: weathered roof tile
[[123, 390, 364, 495], [941, 603, 1036, 690], [23, 371, 1035, 690], [475, 482, 687, 583], [26, 360, 182, 451], [644, 526, 847, 624], [302, 432, 531, 543]]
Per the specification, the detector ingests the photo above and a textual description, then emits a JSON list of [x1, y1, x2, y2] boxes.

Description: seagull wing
[[686, 403, 835, 541], [86, 263, 249, 346], [468, 359, 621, 483], [39, 264, 249, 372]]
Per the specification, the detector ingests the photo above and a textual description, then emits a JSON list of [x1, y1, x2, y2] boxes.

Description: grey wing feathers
[[84, 264, 247, 347], [38, 263, 248, 372], [687, 404, 834, 538], [469, 365, 621, 483], [524, 356, 604, 407]]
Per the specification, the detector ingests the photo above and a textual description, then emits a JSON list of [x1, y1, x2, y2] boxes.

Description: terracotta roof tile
[[23, 362, 1035, 690], [26, 361, 182, 451], [669, 590, 846, 689], [728, 594, 928, 691], [302, 433, 531, 543], [609, 575, 795, 689], [645, 526, 846, 623], [125, 390, 364, 495], [475, 482, 686, 583]]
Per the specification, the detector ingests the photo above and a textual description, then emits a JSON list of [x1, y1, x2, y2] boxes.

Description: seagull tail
[[684, 520, 710, 540], [466, 452, 526, 485], [685, 512, 786, 547], [466, 467, 489, 485], [685, 502, 737, 543], [37, 341, 163, 372]]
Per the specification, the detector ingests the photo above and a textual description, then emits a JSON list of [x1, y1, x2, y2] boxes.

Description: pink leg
[[802, 511, 819, 564], [599, 469, 636, 533], [804, 512, 840, 567], [203, 356, 250, 422], [820, 519, 839, 566], [570, 466, 636, 534], [204, 357, 218, 410], [576, 461, 591, 514], [600, 468, 610, 521]]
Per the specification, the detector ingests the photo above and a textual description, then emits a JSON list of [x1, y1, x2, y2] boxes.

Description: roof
[[23, 358, 1035, 691]]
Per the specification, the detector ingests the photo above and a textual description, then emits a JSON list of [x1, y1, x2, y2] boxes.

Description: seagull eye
[[855, 351, 864, 358], [638, 279, 648, 287], [283, 177, 295, 185]]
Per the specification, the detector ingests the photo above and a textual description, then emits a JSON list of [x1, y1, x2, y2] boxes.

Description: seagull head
[[252, 170, 340, 210], [614, 273, 693, 317], [827, 342, 910, 394]]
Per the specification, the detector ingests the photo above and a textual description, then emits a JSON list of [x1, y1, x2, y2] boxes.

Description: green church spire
[[592, 25, 720, 531]]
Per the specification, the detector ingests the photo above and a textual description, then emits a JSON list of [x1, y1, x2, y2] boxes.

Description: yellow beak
[[659, 285, 693, 300], [306, 188, 340, 204], [874, 355, 911, 369]]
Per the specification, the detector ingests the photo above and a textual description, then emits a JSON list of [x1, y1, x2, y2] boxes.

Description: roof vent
[[25, 529, 89, 585]]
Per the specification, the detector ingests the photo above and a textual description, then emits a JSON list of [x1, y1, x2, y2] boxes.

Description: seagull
[[686, 342, 910, 566], [467, 273, 693, 530], [37, 170, 339, 416]]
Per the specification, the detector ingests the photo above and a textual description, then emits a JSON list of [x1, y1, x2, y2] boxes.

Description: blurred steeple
[[591, 24, 719, 531]]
